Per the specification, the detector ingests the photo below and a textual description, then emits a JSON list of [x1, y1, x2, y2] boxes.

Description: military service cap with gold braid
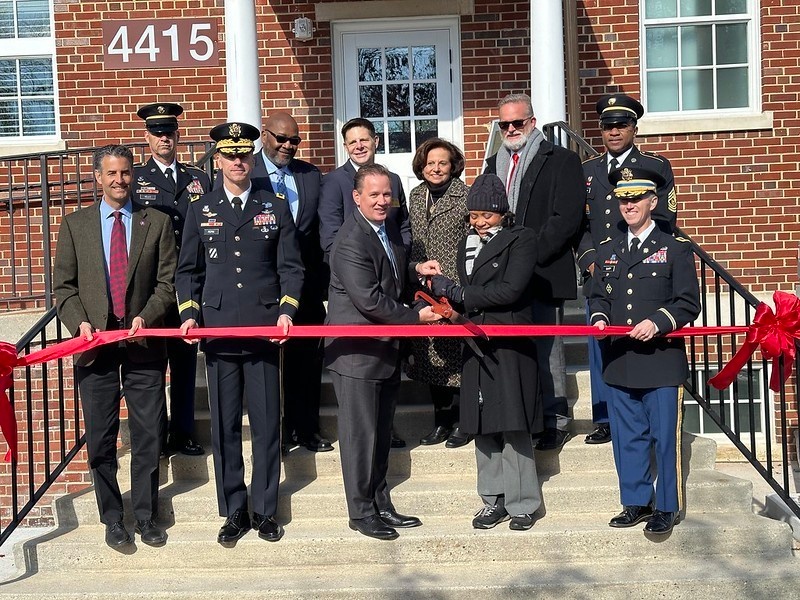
[[210, 122, 259, 155], [609, 166, 666, 199], [137, 103, 183, 134]]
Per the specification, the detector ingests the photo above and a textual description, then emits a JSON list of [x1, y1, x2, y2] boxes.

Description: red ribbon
[[0, 321, 767, 462], [708, 291, 800, 393]]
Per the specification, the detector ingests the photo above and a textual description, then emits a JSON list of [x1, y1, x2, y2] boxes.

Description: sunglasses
[[498, 117, 532, 131], [266, 129, 301, 145], [601, 121, 634, 131]]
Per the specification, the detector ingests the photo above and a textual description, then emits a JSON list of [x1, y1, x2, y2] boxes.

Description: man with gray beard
[[484, 93, 584, 451]]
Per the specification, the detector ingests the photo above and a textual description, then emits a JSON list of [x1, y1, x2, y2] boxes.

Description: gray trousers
[[475, 430, 542, 516], [532, 298, 570, 430]]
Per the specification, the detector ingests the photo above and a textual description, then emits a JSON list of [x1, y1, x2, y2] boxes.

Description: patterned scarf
[[465, 226, 502, 277]]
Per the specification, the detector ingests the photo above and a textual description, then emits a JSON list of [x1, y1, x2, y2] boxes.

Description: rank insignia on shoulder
[[275, 192, 286, 200]]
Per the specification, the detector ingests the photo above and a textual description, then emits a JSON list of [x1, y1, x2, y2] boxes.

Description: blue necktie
[[377, 225, 398, 278], [275, 170, 287, 199]]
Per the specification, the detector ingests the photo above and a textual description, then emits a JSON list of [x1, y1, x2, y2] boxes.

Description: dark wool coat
[[406, 177, 470, 387], [456, 225, 544, 436]]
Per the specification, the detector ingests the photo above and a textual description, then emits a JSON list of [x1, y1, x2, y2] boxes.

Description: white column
[[530, 0, 566, 126], [224, 0, 262, 145]]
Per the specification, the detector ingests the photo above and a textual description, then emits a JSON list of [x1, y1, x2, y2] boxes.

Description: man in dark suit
[[132, 102, 210, 457], [319, 117, 413, 449], [251, 112, 331, 453], [177, 122, 304, 545], [485, 93, 585, 451], [318, 117, 411, 256], [54, 144, 177, 548], [324, 164, 441, 540], [591, 167, 699, 536], [577, 94, 678, 445]]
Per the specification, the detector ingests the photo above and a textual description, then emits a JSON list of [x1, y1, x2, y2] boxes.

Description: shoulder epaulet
[[599, 237, 613, 245], [582, 153, 604, 165], [675, 236, 691, 243], [639, 150, 665, 162], [134, 162, 146, 168], [184, 164, 206, 173]]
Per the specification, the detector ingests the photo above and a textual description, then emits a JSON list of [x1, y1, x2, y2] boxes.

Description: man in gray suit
[[54, 144, 177, 549], [324, 164, 441, 540]]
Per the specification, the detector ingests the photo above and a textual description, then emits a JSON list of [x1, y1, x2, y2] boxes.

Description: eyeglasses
[[498, 117, 532, 131], [265, 129, 301, 145]]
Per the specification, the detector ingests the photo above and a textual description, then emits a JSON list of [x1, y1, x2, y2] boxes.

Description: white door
[[333, 18, 463, 198]]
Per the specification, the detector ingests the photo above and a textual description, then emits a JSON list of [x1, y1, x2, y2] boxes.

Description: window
[[0, 0, 56, 139], [641, 0, 758, 116], [685, 366, 767, 438]]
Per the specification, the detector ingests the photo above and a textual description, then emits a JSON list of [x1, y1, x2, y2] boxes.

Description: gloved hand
[[431, 275, 465, 304]]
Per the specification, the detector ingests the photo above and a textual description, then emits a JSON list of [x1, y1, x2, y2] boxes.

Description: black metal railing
[[0, 307, 83, 546], [544, 121, 800, 519], [0, 141, 213, 307]]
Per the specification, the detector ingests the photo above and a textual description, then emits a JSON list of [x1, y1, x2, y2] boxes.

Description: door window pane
[[358, 48, 382, 82], [386, 83, 409, 117], [647, 71, 679, 112], [681, 25, 713, 67], [646, 27, 678, 69], [413, 83, 437, 116], [0, 2, 13, 38], [716, 23, 747, 65], [385, 47, 409, 81], [359, 85, 383, 118], [387, 120, 411, 153], [373, 120, 385, 155], [412, 46, 436, 79], [415, 119, 438, 147]]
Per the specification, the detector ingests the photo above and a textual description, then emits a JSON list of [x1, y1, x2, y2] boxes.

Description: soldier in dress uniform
[[577, 93, 678, 446], [133, 102, 210, 456], [590, 167, 700, 536], [176, 122, 304, 545]]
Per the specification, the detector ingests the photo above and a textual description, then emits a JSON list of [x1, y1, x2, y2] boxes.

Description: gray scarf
[[494, 127, 544, 213]]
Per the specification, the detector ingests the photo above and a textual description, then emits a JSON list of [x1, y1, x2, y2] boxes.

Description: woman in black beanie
[[431, 173, 544, 531]]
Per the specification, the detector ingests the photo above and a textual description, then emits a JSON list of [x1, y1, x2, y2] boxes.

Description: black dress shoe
[[168, 434, 204, 456], [609, 505, 654, 528], [296, 432, 333, 453], [645, 510, 679, 535], [105, 521, 132, 548], [535, 428, 571, 451], [419, 425, 451, 445], [584, 423, 612, 444], [217, 509, 251, 545], [135, 519, 166, 546], [252, 513, 284, 542], [349, 514, 399, 540], [390, 430, 406, 449], [379, 508, 422, 528], [445, 427, 472, 448]]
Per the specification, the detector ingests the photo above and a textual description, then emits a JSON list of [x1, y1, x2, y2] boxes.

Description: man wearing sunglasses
[[133, 102, 210, 458], [576, 94, 677, 446], [485, 93, 585, 453], [256, 112, 332, 454]]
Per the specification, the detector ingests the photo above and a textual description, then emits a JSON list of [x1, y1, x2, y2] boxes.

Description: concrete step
[[112, 433, 718, 487], [5, 554, 800, 599], [27, 513, 794, 573], [63, 468, 754, 527]]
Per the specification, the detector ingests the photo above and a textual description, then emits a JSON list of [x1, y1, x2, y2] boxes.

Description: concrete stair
[[4, 299, 800, 597]]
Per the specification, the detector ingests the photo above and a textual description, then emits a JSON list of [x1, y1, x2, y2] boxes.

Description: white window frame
[[0, 0, 61, 151], [638, 0, 771, 136]]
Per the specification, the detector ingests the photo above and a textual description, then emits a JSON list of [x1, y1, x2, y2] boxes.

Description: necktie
[[232, 196, 243, 219], [274, 170, 287, 199], [109, 211, 128, 320], [377, 225, 398, 279], [609, 157, 619, 173], [506, 152, 520, 192], [629, 236, 640, 260], [164, 167, 176, 192]]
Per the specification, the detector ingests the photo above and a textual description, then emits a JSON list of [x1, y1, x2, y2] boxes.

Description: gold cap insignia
[[608, 97, 616, 105], [621, 168, 634, 181], [157, 105, 166, 114], [229, 123, 242, 138]]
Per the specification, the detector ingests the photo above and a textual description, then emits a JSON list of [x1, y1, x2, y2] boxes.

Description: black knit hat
[[467, 174, 509, 213]]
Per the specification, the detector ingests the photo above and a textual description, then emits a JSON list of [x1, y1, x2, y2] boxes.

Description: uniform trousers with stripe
[[607, 385, 681, 512], [205, 350, 281, 518]]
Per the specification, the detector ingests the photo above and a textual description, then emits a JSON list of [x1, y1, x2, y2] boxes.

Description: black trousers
[[205, 350, 281, 517], [162, 336, 199, 439], [77, 346, 165, 524], [331, 368, 399, 519], [282, 336, 323, 439]]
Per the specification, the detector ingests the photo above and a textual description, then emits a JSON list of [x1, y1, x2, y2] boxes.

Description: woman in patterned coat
[[405, 138, 471, 448]]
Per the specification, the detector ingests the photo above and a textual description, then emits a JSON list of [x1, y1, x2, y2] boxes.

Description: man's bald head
[[262, 112, 301, 168]]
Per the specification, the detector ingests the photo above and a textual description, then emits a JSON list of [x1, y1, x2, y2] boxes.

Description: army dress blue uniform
[[176, 186, 303, 519], [133, 157, 210, 448], [590, 228, 700, 516]]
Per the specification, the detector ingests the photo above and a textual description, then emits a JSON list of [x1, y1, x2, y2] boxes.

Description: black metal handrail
[[0, 307, 83, 546]]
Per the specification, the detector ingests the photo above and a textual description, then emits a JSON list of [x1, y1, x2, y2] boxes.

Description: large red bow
[[0, 342, 19, 463], [709, 291, 800, 392]]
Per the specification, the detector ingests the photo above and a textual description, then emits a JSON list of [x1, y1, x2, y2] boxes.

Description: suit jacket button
[[627, 289, 633, 295], [237, 283, 243, 288], [626, 304, 632, 310], [627, 273, 633, 279], [235, 235, 241, 242], [234, 251, 241, 257], [492, 262, 499, 268]]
